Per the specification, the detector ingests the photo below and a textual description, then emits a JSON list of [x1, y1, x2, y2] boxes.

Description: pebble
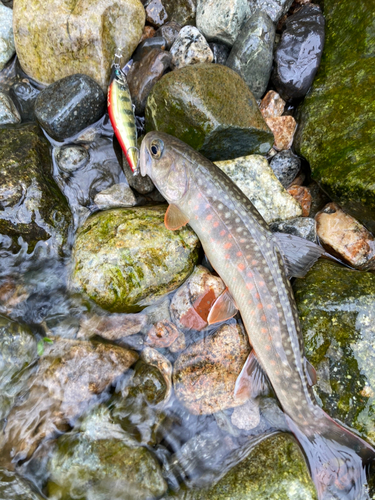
[[173, 323, 250, 414], [78, 312, 147, 340], [170, 26, 213, 70], [250, 0, 294, 22], [231, 399, 260, 430], [287, 184, 312, 216], [132, 36, 167, 62], [272, 4, 325, 100], [196, 0, 250, 47], [9, 79, 40, 122], [54, 145, 89, 172], [128, 48, 172, 114], [161, 0, 196, 27], [265, 115, 297, 151], [144, 0, 168, 27], [145, 320, 181, 348], [315, 202, 375, 270], [170, 265, 226, 331], [209, 43, 230, 65], [270, 217, 317, 242], [140, 25, 156, 42], [0, 4, 15, 71], [260, 90, 285, 119], [226, 10, 275, 99], [94, 183, 137, 209], [155, 21, 181, 49], [269, 149, 300, 188], [0, 91, 21, 125], [215, 155, 302, 223], [34, 74, 106, 141], [141, 346, 173, 404]]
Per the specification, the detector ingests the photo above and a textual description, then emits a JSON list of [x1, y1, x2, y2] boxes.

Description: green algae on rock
[[13, 0, 145, 90], [293, 260, 375, 443], [71, 206, 200, 313], [47, 408, 167, 500], [145, 63, 274, 161], [294, 0, 375, 232], [0, 124, 72, 255], [170, 433, 317, 499]]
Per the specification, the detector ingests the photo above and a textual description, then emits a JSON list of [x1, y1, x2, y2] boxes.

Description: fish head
[[140, 131, 191, 203]]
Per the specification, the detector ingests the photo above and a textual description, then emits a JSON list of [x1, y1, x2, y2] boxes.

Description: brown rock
[[140, 25, 156, 43], [260, 90, 285, 119], [170, 266, 226, 331], [287, 185, 312, 216], [78, 312, 147, 340], [315, 202, 375, 270], [127, 48, 172, 114], [145, 320, 180, 348], [0, 339, 138, 466], [173, 323, 251, 414], [266, 115, 297, 151], [155, 21, 182, 49], [145, 0, 168, 28]]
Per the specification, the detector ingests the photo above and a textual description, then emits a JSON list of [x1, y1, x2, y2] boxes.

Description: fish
[[140, 131, 375, 500], [107, 51, 139, 173]]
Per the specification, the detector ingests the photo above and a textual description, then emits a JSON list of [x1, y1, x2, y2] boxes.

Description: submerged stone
[[71, 206, 200, 313], [295, 0, 375, 231], [145, 64, 274, 161], [294, 260, 375, 442], [161, 0, 196, 27], [0, 468, 43, 500]]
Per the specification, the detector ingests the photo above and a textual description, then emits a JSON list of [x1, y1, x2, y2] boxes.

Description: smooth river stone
[[0, 4, 15, 71], [170, 26, 213, 69], [250, 0, 294, 23]]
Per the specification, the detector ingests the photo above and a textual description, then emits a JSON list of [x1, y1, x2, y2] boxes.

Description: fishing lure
[[107, 49, 139, 174]]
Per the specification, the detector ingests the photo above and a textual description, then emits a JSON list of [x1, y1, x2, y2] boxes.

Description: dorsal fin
[[164, 204, 189, 230], [234, 351, 270, 399], [207, 288, 238, 325]]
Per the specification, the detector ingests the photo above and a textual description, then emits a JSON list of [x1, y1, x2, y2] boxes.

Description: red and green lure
[[107, 50, 139, 173]]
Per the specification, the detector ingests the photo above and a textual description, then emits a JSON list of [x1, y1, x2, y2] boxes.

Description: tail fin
[[286, 413, 375, 500]]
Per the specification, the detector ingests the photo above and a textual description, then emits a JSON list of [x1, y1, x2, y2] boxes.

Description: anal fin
[[164, 204, 189, 230], [234, 351, 270, 399], [207, 288, 238, 325]]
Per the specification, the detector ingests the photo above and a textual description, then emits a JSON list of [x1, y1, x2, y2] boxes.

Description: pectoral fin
[[207, 288, 238, 325], [234, 351, 270, 399], [273, 233, 325, 278], [164, 204, 189, 230]]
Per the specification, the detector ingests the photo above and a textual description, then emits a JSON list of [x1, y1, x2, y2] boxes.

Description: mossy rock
[[71, 206, 200, 312], [145, 63, 274, 161], [294, 0, 375, 232], [294, 260, 375, 442], [0, 124, 72, 254]]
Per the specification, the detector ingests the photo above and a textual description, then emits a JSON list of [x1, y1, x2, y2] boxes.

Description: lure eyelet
[[150, 139, 164, 159]]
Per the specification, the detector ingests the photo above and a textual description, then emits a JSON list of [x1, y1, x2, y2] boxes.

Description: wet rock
[[34, 74, 106, 141], [145, 297, 171, 325], [251, 0, 294, 23], [209, 43, 230, 64], [123, 152, 155, 194], [146, 320, 183, 348], [71, 206, 200, 313], [196, 0, 250, 47], [78, 312, 147, 341], [269, 149, 300, 188], [9, 80, 40, 122], [260, 90, 285, 120], [170, 26, 213, 70], [295, 1, 374, 232], [0, 5, 15, 71], [0, 124, 72, 255], [47, 408, 167, 500], [155, 21, 181, 49], [132, 36, 167, 62], [307, 181, 330, 219], [140, 25, 156, 42], [270, 217, 317, 242], [128, 48, 171, 114], [54, 145, 89, 172], [174, 323, 250, 414], [272, 4, 325, 100], [288, 184, 311, 216], [0, 468, 43, 500], [170, 266, 226, 331], [315, 203, 375, 270], [162, 0, 196, 27], [0, 92, 20, 124], [13, 0, 145, 89], [145, 0, 168, 28], [141, 347, 172, 404], [146, 63, 274, 161], [94, 183, 137, 209], [226, 11, 275, 99], [231, 399, 260, 431], [178, 433, 317, 499], [215, 155, 302, 223], [294, 260, 375, 442], [0, 315, 38, 420], [266, 115, 297, 151]]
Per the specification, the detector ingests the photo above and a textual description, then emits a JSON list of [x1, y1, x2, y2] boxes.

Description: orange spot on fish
[[224, 254, 230, 260], [237, 263, 245, 271], [195, 215, 199, 220], [198, 193, 202, 198], [246, 283, 254, 290], [267, 304, 273, 309], [206, 214, 213, 221], [255, 293, 260, 299], [220, 230, 226, 236], [194, 205, 199, 211], [213, 221, 219, 227], [261, 328, 268, 334], [247, 272, 253, 278], [224, 242, 232, 249], [252, 260, 258, 266], [265, 344, 271, 351], [228, 234, 233, 239], [270, 360, 276, 366], [261, 315, 266, 321], [259, 281, 265, 286], [237, 251, 242, 257], [257, 303, 263, 309]]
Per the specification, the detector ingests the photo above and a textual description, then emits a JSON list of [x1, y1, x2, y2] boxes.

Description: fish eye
[[150, 139, 164, 159]]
